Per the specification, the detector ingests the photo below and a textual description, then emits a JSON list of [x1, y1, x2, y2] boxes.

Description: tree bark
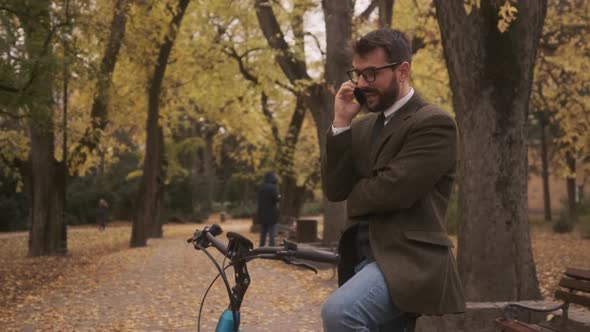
[[23, 0, 66, 256], [566, 152, 577, 222], [434, 0, 546, 301], [28, 121, 65, 256], [203, 129, 215, 212], [277, 98, 307, 223], [223, 41, 309, 224], [131, 0, 190, 246], [378, 0, 394, 28], [539, 114, 552, 221], [254, 0, 354, 243], [320, 0, 354, 244]]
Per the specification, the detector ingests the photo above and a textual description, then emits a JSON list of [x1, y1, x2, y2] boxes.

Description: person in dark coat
[[256, 172, 280, 246], [96, 198, 109, 231]]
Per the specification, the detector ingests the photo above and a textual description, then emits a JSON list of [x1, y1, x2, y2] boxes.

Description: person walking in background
[[321, 28, 465, 331], [256, 172, 280, 247], [96, 198, 109, 231]]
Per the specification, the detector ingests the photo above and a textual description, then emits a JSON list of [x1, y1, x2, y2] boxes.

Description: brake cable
[[193, 243, 239, 332]]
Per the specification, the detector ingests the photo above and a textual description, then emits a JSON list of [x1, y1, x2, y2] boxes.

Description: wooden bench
[[496, 267, 590, 332]]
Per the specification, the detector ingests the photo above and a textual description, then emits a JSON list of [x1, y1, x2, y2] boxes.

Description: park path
[[2, 220, 337, 331]]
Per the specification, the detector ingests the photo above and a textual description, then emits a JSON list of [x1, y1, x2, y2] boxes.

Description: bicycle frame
[[188, 224, 339, 332]]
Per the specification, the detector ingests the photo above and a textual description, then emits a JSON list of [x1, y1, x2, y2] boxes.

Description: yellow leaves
[[530, 0, 590, 177], [531, 225, 590, 299], [0, 220, 335, 331], [0, 129, 29, 166], [391, 0, 452, 112], [3, 219, 588, 330], [126, 169, 143, 180], [497, 0, 518, 33], [464, 0, 481, 15], [462, 0, 519, 33]]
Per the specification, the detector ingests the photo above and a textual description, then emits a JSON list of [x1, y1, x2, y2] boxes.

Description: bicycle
[[187, 224, 339, 332]]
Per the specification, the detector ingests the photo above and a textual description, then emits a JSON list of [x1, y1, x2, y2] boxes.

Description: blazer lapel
[[370, 93, 429, 163]]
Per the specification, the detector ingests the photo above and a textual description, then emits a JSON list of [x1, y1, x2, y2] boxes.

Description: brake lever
[[187, 229, 204, 247], [283, 257, 318, 274]]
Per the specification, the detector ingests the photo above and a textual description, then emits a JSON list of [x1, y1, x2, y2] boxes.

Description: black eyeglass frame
[[346, 62, 401, 84]]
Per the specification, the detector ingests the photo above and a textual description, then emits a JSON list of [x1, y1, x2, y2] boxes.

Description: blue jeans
[[322, 260, 414, 331], [259, 223, 276, 247]]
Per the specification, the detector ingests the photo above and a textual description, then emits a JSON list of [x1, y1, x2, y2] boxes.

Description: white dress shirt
[[332, 87, 415, 135]]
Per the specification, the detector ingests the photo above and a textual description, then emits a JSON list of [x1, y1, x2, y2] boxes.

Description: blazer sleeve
[[346, 112, 458, 217], [322, 129, 359, 202]]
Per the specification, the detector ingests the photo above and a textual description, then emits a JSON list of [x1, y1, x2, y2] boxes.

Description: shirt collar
[[383, 87, 414, 120]]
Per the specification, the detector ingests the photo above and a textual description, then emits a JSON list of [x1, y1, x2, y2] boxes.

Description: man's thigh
[[323, 261, 407, 331]]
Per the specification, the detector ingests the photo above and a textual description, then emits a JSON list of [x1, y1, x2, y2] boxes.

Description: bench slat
[[497, 268, 590, 332], [565, 268, 590, 282], [555, 289, 590, 308], [559, 276, 590, 293]]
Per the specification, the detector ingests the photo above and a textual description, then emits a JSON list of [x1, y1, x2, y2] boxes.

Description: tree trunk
[[70, 0, 131, 169], [280, 176, 306, 222], [60, 0, 71, 255], [28, 123, 65, 256], [224, 47, 305, 221], [203, 129, 215, 212], [131, 0, 190, 246], [276, 96, 306, 222], [540, 115, 552, 221], [319, 0, 354, 244], [434, 0, 546, 301], [566, 152, 577, 223], [254, 0, 353, 244], [24, 0, 66, 256], [378, 0, 394, 28]]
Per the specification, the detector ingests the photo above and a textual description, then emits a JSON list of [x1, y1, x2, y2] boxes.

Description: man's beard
[[362, 80, 400, 113]]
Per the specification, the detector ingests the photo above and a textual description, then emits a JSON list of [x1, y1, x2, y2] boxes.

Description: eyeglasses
[[346, 62, 400, 84]]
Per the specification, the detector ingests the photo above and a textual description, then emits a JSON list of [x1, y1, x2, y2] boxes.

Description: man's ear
[[398, 62, 411, 83]]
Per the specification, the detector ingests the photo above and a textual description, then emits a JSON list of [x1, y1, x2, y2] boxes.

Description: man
[[256, 171, 280, 246], [321, 28, 465, 331]]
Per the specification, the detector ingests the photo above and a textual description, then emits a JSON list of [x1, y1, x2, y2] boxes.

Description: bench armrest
[[503, 302, 568, 320]]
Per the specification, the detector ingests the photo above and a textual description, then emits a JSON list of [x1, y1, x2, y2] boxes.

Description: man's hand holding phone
[[334, 81, 364, 128]]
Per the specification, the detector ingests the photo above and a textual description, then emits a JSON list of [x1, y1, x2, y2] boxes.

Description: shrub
[[227, 201, 256, 219], [0, 174, 27, 231], [301, 200, 323, 216], [579, 216, 590, 240], [553, 211, 574, 233], [0, 193, 26, 231]]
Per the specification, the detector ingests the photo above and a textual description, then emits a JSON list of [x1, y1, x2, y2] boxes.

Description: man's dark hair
[[352, 29, 412, 63]]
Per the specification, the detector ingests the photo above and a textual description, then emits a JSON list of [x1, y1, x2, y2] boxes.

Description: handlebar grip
[[206, 231, 228, 255], [293, 247, 339, 264]]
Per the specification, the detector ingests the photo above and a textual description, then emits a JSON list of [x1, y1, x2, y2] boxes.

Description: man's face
[[352, 48, 401, 113]]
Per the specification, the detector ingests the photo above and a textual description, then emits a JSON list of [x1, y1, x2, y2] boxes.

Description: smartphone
[[353, 88, 366, 105]]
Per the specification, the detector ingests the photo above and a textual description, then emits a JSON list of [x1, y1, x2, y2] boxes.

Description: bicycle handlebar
[[249, 245, 339, 264], [205, 231, 229, 255], [188, 224, 339, 265], [188, 224, 338, 331]]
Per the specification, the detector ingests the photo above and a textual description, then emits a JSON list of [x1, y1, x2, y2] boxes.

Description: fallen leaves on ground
[[0, 219, 336, 331], [529, 223, 590, 298], [0, 219, 588, 331]]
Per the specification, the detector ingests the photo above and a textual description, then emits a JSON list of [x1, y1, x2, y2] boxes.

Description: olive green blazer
[[322, 93, 465, 315]]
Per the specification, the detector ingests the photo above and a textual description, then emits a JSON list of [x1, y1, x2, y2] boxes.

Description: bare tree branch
[[357, 0, 378, 23], [254, 0, 310, 83], [0, 83, 19, 93], [304, 32, 325, 57]]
